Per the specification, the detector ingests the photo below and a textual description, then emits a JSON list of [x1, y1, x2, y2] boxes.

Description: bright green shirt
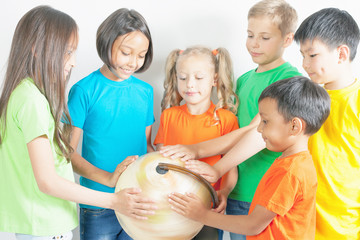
[[0, 78, 78, 235], [229, 62, 301, 202]]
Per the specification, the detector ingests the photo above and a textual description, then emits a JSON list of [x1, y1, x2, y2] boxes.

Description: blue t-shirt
[[68, 69, 154, 208]]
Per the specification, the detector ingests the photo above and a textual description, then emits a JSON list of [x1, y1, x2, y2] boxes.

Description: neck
[[280, 135, 309, 159], [100, 64, 125, 82], [186, 100, 211, 115], [324, 65, 355, 90], [256, 58, 285, 73]]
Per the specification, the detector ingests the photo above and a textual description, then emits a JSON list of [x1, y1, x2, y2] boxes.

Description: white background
[[1, 0, 359, 239]]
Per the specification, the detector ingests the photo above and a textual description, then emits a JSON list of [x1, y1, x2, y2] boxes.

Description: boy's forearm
[[214, 126, 265, 177], [196, 124, 256, 159], [219, 167, 238, 197], [201, 209, 258, 235], [201, 205, 275, 236]]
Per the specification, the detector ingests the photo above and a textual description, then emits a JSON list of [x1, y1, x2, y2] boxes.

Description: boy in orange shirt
[[169, 76, 330, 239]]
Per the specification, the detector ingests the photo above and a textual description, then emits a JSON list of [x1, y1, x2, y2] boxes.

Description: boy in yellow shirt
[[294, 7, 360, 239]]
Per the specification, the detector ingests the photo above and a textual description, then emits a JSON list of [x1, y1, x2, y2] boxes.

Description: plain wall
[[1, 0, 359, 239]]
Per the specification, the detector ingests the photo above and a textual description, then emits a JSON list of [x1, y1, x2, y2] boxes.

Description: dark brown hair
[[96, 8, 153, 73]]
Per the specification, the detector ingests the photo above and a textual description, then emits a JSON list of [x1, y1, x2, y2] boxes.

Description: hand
[[168, 192, 207, 222], [113, 188, 158, 220], [185, 160, 221, 183], [213, 190, 227, 214], [159, 144, 197, 161], [108, 155, 138, 188]]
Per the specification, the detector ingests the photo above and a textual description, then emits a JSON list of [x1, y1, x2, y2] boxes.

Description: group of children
[[0, 1, 359, 240]]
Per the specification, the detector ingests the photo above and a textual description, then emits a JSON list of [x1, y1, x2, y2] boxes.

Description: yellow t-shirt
[[308, 79, 360, 240]]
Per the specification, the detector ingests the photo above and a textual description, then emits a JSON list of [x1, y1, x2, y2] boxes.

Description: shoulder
[[131, 75, 153, 91], [237, 69, 255, 81], [162, 105, 183, 116], [11, 79, 48, 108], [284, 152, 317, 183], [71, 69, 100, 90], [217, 108, 238, 120], [276, 62, 302, 78], [216, 108, 239, 131]]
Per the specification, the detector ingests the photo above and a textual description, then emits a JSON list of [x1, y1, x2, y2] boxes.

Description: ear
[[213, 73, 218, 87], [289, 117, 305, 136], [337, 45, 350, 63], [283, 32, 294, 48]]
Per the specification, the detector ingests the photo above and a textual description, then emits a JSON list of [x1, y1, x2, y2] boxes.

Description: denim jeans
[[15, 231, 72, 240], [226, 198, 251, 240], [80, 208, 132, 240]]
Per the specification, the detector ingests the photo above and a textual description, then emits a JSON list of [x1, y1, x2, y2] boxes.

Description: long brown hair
[[161, 46, 239, 120], [0, 5, 78, 160]]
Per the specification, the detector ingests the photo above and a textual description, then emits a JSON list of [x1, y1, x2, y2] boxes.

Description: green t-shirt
[[230, 62, 302, 202], [0, 78, 78, 235]]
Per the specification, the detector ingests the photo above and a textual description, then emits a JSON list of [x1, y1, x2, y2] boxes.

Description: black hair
[[96, 8, 153, 73], [294, 8, 360, 61], [258, 76, 330, 135]]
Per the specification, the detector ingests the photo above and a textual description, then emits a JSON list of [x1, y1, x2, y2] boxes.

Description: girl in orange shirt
[[154, 46, 239, 240]]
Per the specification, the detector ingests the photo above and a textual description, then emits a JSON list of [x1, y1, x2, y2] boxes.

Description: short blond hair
[[248, 0, 298, 36]]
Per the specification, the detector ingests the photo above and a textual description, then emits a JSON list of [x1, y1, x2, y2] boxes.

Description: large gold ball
[[115, 152, 216, 240]]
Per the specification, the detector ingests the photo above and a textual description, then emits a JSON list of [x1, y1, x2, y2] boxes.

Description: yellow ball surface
[[115, 152, 214, 240]]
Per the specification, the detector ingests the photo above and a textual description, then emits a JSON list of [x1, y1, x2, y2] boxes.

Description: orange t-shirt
[[247, 151, 317, 240], [154, 103, 239, 189]]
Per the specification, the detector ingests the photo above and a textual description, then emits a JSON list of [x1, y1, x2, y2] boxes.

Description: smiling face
[[246, 16, 289, 72], [257, 98, 292, 153], [176, 54, 217, 114], [105, 31, 149, 81], [299, 39, 341, 89]]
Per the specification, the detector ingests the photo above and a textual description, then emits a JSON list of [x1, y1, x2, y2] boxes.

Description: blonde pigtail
[[161, 49, 183, 112], [215, 47, 239, 115]]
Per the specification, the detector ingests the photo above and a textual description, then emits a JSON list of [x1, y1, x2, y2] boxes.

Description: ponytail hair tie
[[212, 49, 219, 56], [179, 50, 184, 55]]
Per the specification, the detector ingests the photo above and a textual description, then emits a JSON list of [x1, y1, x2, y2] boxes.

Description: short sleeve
[[146, 86, 155, 127], [257, 169, 301, 216], [16, 94, 52, 144], [219, 110, 239, 135], [153, 111, 165, 145], [67, 84, 88, 129]]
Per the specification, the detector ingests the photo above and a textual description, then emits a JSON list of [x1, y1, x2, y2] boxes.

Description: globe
[[115, 151, 218, 240]]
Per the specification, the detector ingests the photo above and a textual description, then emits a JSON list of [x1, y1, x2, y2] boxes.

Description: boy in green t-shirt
[[230, 1, 301, 238]]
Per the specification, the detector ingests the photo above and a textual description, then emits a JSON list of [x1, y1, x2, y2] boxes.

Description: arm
[[169, 192, 276, 236], [70, 127, 128, 188], [214, 166, 238, 213], [184, 118, 265, 182], [28, 135, 157, 219], [160, 124, 254, 161], [161, 114, 261, 161], [146, 125, 155, 152]]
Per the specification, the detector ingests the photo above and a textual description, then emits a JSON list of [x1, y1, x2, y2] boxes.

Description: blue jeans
[[226, 198, 251, 240], [80, 208, 132, 240]]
